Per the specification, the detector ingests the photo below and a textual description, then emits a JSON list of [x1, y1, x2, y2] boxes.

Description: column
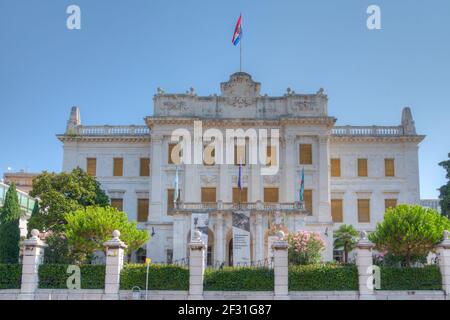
[[437, 230, 450, 299], [103, 230, 127, 300], [215, 213, 225, 265], [255, 213, 264, 262], [282, 135, 296, 203], [184, 165, 200, 203], [218, 164, 230, 202], [19, 229, 48, 300], [272, 231, 289, 300], [355, 231, 375, 300], [318, 135, 332, 222], [249, 163, 262, 202], [173, 214, 185, 261], [150, 135, 163, 221], [188, 230, 206, 300]]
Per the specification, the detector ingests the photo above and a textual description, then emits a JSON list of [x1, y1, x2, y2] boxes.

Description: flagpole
[[240, 37, 242, 72]]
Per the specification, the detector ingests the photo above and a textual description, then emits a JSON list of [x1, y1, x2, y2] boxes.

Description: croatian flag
[[299, 168, 305, 202], [232, 15, 242, 46]]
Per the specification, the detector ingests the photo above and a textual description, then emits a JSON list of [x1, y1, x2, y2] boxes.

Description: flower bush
[[288, 231, 325, 265]]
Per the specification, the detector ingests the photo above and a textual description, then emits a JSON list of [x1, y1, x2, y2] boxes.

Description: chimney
[[66, 106, 81, 134], [401, 107, 416, 135]]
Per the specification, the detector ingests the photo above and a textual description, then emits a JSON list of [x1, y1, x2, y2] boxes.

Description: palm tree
[[333, 224, 359, 264]]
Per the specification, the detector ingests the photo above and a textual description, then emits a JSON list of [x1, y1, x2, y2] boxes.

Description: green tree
[[27, 200, 40, 238], [28, 168, 109, 233], [65, 206, 149, 263], [369, 204, 450, 266], [439, 153, 450, 217], [0, 183, 21, 263], [333, 224, 359, 264]]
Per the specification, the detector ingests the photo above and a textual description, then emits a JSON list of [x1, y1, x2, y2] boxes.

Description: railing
[[332, 125, 404, 136], [170, 201, 306, 213], [70, 125, 150, 136], [0, 182, 36, 216]]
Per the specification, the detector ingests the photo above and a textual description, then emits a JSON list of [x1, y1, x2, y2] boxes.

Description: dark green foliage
[[0, 264, 22, 289], [439, 153, 450, 217], [379, 265, 442, 290], [0, 183, 21, 263], [204, 267, 274, 291], [38, 264, 105, 289], [27, 201, 40, 238], [120, 264, 189, 290], [288, 264, 358, 291]]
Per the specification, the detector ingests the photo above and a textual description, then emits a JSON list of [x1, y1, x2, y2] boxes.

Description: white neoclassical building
[[57, 72, 424, 265]]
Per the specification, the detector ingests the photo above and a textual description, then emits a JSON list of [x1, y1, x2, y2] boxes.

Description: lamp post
[[145, 257, 151, 300]]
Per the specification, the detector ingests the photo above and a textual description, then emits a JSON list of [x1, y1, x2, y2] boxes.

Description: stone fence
[[2, 229, 450, 300]]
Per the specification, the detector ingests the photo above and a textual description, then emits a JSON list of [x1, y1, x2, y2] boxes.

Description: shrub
[[120, 264, 189, 290], [289, 264, 358, 291], [204, 267, 274, 291], [38, 264, 105, 289], [379, 265, 442, 290], [0, 264, 21, 289], [288, 231, 325, 265]]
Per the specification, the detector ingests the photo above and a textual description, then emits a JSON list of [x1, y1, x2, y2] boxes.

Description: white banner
[[232, 211, 251, 266]]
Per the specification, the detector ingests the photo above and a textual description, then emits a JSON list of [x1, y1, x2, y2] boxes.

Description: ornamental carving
[[201, 175, 217, 186]]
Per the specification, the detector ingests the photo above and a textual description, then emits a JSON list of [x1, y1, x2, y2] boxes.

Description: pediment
[[220, 72, 261, 98]]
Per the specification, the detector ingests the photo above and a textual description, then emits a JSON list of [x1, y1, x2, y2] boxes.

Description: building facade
[[57, 72, 425, 264]]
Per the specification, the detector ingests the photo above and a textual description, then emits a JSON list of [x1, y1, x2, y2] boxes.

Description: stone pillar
[[19, 229, 48, 300], [188, 230, 206, 300], [173, 214, 185, 261], [272, 231, 289, 300], [215, 214, 225, 265], [317, 135, 331, 222], [437, 230, 450, 299], [149, 135, 163, 221], [282, 135, 296, 203], [103, 230, 127, 300], [355, 231, 375, 300]]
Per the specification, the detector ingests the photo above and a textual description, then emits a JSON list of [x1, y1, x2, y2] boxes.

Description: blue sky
[[0, 0, 449, 198]]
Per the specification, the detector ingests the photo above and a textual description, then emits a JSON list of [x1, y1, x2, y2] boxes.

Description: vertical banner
[[232, 211, 251, 266], [191, 213, 209, 264]]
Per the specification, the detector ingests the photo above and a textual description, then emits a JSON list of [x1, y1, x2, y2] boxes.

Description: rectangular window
[[331, 158, 341, 177], [201, 188, 216, 203], [232, 187, 248, 203], [137, 199, 149, 222], [385, 159, 395, 177], [203, 145, 215, 166], [331, 199, 343, 223], [111, 199, 123, 212], [266, 145, 277, 166], [140, 158, 150, 177], [264, 188, 279, 203], [304, 190, 313, 214], [168, 143, 181, 165], [358, 199, 370, 223], [167, 189, 180, 210], [385, 199, 398, 211], [358, 158, 368, 177], [234, 145, 246, 166], [113, 158, 123, 177], [87, 158, 97, 177], [299, 144, 312, 165]]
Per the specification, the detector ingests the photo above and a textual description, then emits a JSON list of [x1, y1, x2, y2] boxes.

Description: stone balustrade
[[69, 125, 150, 136], [332, 125, 404, 136], [169, 201, 306, 214]]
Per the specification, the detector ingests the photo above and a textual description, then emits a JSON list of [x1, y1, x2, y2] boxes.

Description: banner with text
[[232, 211, 251, 266]]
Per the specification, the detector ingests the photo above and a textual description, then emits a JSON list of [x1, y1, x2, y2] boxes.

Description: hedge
[[289, 264, 358, 291], [204, 267, 274, 291], [38, 264, 105, 289], [120, 264, 189, 290], [379, 265, 442, 290], [0, 264, 21, 289]]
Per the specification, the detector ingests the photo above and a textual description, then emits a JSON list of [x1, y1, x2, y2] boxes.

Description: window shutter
[[358, 199, 370, 223], [299, 144, 312, 165], [113, 158, 123, 177], [331, 159, 341, 177], [304, 190, 313, 214], [201, 188, 216, 203], [232, 188, 248, 203], [264, 188, 279, 203], [358, 159, 368, 177], [385, 159, 395, 177], [87, 158, 97, 176], [111, 199, 123, 212], [385, 199, 397, 210], [137, 199, 149, 222], [140, 158, 150, 176], [331, 199, 343, 223]]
